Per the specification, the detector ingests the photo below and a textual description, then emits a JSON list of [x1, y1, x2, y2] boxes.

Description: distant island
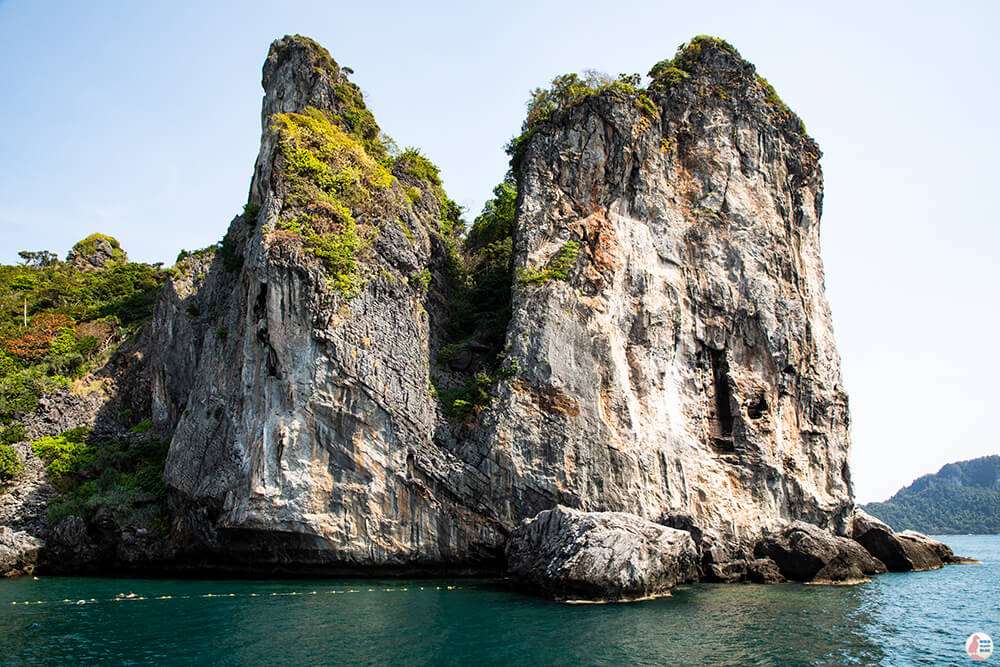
[[863, 456, 1000, 535]]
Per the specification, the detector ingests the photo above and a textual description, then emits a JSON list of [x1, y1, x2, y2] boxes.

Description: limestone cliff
[[480, 38, 851, 546], [148, 35, 851, 571], [150, 36, 503, 569]]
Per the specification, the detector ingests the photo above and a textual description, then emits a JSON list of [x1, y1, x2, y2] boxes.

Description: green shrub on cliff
[[0, 443, 22, 482], [269, 106, 399, 297], [431, 176, 519, 421], [32, 426, 95, 492], [508, 71, 649, 175], [517, 241, 580, 286], [34, 426, 169, 527]]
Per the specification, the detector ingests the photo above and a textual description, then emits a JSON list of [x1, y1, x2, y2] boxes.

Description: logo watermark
[[966, 633, 994, 661]]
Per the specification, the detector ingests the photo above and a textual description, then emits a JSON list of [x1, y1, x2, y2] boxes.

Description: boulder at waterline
[[0, 527, 42, 577], [506, 506, 699, 601], [755, 521, 887, 584]]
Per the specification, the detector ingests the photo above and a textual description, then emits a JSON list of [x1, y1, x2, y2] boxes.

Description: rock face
[[477, 38, 851, 545], [851, 509, 913, 571], [506, 506, 698, 600], [66, 234, 127, 271], [0, 527, 42, 577], [755, 521, 887, 583], [850, 509, 967, 571], [145, 36, 850, 574], [150, 35, 502, 569]]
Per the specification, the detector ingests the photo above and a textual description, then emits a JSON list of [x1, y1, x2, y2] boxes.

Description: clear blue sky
[[1, 0, 997, 503]]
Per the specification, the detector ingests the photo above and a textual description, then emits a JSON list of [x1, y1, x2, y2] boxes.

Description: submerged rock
[[506, 506, 698, 601], [755, 521, 887, 583]]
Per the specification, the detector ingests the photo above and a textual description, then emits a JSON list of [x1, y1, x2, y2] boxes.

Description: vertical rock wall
[[150, 36, 852, 569], [151, 36, 502, 568], [480, 43, 851, 543]]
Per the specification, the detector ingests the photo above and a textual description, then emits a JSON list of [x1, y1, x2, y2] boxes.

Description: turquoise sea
[[1, 535, 997, 666]]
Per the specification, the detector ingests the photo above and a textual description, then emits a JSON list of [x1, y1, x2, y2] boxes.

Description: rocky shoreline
[[0, 35, 976, 602]]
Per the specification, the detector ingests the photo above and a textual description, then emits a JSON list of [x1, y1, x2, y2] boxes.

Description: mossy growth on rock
[[507, 71, 651, 176], [271, 35, 387, 162], [67, 233, 127, 268], [649, 35, 739, 84], [270, 106, 395, 297], [648, 35, 807, 134], [517, 241, 580, 286], [70, 233, 125, 259]]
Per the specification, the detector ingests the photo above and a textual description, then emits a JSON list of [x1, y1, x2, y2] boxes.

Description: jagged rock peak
[[66, 233, 127, 271], [260, 34, 380, 140], [250, 34, 386, 206], [647, 35, 813, 144]]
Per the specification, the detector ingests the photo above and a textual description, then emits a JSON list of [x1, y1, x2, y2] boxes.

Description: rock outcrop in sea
[[0, 35, 973, 598]]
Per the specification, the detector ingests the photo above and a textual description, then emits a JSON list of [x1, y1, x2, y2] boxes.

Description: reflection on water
[[0, 535, 996, 666]]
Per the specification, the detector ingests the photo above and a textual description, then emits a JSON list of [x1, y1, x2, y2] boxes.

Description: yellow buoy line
[[5, 585, 462, 607]]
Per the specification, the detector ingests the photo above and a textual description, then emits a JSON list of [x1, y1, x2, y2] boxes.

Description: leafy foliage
[[269, 106, 397, 298], [33, 427, 169, 528], [517, 241, 580, 285], [432, 176, 519, 420], [863, 455, 1000, 534], [0, 443, 22, 481], [0, 247, 166, 422], [395, 148, 442, 186]]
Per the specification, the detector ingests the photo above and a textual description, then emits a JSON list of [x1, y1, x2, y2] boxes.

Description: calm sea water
[[0, 535, 997, 666]]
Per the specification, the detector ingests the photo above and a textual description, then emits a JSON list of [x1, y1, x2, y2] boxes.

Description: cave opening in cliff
[[709, 347, 736, 451]]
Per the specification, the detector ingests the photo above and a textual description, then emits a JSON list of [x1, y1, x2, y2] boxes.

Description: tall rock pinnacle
[[147, 35, 852, 571]]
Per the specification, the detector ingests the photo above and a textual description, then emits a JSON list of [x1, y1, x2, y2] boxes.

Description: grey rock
[[506, 505, 698, 600], [851, 508, 914, 571], [139, 37, 852, 572], [476, 37, 851, 543], [755, 521, 887, 583], [149, 35, 503, 568], [66, 237, 126, 271], [895, 530, 964, 569], [0, 527, 42, 577], [850, 509, 972, 571], [42, 516, 99, 571], [746, 557, 785, 584]]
